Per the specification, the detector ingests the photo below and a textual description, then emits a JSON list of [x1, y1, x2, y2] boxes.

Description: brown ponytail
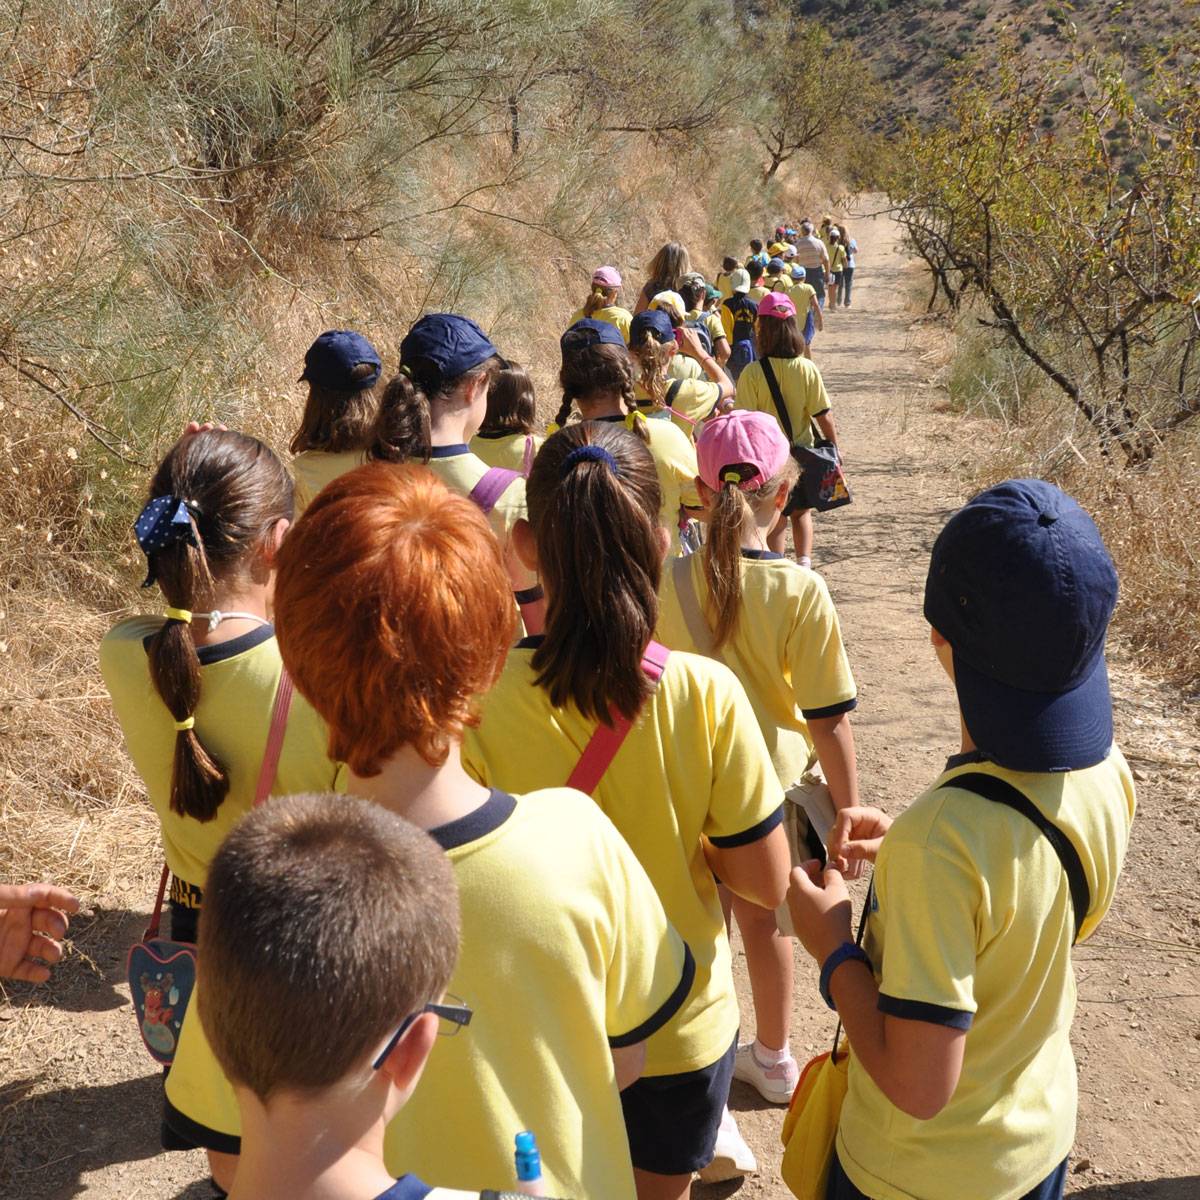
[[370, 374, 431, 464], [144, 431, 294, 822], [701, 458, 800, 649], [525, 422, 663, 723], [289, 363, 381, 455]]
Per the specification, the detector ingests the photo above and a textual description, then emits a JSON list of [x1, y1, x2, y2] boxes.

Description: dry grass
[[929, 317, 1200, 698]]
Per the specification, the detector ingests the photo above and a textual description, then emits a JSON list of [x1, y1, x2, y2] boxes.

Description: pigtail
[[147, 531, 230, 820], [526, 423, 663, 723], [370, 374, 431, 464], [554, 395, 575, 429], [703, 482, 752, 649], [631, 338, 671, 408]]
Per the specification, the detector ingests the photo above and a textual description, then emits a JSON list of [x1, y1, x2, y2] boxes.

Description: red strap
[[565, 642, 669, 795], [469, 467, 521, 514], [147, 669, 294, 940]]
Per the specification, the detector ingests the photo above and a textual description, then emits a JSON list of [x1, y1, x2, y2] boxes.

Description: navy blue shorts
[[827, 1151, 1068, 1200], [620, 1037, 737, 1175]]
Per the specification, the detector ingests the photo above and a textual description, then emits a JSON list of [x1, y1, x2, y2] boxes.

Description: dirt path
[[3, 208, 1197, 1200]]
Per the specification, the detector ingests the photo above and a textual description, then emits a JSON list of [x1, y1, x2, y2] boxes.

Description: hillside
[[798, 0, 1195, 121]]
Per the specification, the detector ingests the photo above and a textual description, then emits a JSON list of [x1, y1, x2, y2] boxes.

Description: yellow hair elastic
[[173, 716, 195, 732], [165, 607, 192, 623], [398, 363, 413, 378], [722, 470, 743, 484]]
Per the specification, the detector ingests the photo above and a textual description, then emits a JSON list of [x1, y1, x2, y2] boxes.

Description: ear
[[929, 626, 948, 649], [261, 517, 291, 568], [512, 518, 538, 574], [375, 1010, 439, 1101], [773, 481, 790, 512]]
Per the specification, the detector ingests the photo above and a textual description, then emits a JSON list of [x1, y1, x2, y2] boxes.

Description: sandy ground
[[2, 209, 1198, 1200]]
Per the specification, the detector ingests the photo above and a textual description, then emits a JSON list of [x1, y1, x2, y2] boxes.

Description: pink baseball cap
[[592, 266, 622, 288], [757, 291, 797, 320], [696, 411, 792, 492]]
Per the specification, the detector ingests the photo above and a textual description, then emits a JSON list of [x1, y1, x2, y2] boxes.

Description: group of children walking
[[0, 215, 1131, 1200]]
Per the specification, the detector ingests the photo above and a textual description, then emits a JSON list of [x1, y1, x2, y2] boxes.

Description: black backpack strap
[[949, 772, 1091, 943], [759, 357, 794, 442]]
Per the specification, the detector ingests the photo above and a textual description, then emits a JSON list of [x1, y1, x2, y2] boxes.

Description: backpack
[[684, 316, 713, 356], [722, 293, 758, 381]]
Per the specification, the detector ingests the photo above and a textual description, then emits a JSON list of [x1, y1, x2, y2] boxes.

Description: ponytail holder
[[397, 363, 413, 378], [721, 471, 743, 484], [134, 494, 200, 589], [164, 607, 192, 623], [623, 411, 645, 432], [560, 444, 620, 477], [173, 716, 195, 732]]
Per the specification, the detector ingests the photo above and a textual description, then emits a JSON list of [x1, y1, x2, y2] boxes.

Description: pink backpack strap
[[521, 435, 535, 478], [469, 467, 521, 515], [565, 641, 670, 795]]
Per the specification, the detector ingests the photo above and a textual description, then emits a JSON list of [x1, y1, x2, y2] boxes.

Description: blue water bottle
[[514, 1130, 544, 1196]]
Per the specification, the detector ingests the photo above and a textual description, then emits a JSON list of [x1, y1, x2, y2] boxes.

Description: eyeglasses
[[371, 995, 473, 1070]]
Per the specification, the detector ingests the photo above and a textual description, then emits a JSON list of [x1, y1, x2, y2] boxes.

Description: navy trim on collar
[[430, 789, 517, 851], [373, 1176, 433, 1200], [945, 749, 989, 770], [141, 623, 275, 665], [593, 413, 627, 423], [516, 634, 545, 650], [429, 443, 470, 459], [740, 548, 785, 561], [474, 429, 522, 440]]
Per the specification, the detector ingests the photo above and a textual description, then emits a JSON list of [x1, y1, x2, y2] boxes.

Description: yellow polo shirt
[[462, 644, 785, 1076], [838, 750, 1136, 1200], [657, 551, 856, 787], [736, 356, 830, 448], [568, 304, 633, 344], [292, 448, 368, 516], [99, 619, 343, 888], [167, 789, 691, 1200], [425, 444, 526, 547], [469, 431, 544, 474], [636, 377, 723, 438]]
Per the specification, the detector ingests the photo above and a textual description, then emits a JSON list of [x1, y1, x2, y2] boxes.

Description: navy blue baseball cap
[[924, 479, 1118, 772], [399, 314, 500, 384], [629, 309, 674, 346], [768, 256, 786, 272], [561, 319, 627, 359], [299, 330, 382, 390]]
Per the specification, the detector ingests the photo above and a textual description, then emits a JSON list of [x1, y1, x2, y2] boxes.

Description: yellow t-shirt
[[291, 448, 368, 516], [830, 244, 848, 272], [657, 551, 856, 787], [165, 789, 691, 1200], [469, 431, 544, 474], [838, 750, 1136, 1200], [636, 376, 723, 439], [747, 285, 769, 304], [668, 354, 704, 382], [99, 619, 343, 887], [462, 645, 785, 1076], [715, 273, 734, 300], [425, 445, 527, 548], [590, 414, 701, 556], [569, 304, 633, 344], [736, 356, 831, 448], [790, 282, 818, 315]]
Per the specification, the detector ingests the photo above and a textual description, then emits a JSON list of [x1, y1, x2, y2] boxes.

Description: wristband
[[819, 942, 871, 1010]]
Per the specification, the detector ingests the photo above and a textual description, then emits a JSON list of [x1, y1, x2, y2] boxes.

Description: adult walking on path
[[791, 220, 832, 309]]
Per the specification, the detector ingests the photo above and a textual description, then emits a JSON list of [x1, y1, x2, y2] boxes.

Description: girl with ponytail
[[656, 410, 860, 1112], [569, 266, 633, 343], [556, 319, 701, 556], [100, 427, 342, 1186], [289, 329, 384, 514], [628, 308, 734, 438], [463, 420, 791, 1199], [370, 312, 544, 633]]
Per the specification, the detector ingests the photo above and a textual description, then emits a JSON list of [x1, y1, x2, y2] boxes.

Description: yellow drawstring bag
[[780, 1037, 850, 1200]]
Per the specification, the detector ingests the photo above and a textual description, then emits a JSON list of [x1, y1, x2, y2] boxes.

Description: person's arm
[[821, 246, 831, 280], [808, 713, 858, 810], [706, 823, 791, 910], [0, 883, 80, 983], [811, 294, 824, 333], [677, 326, 734, 405], [787, 864, 967, 1119], [814, 409, 837, 446], [713, 335, 730, 366], [633, 285, 651, 315]]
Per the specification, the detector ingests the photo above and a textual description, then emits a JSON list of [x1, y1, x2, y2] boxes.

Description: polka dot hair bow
[[134, 495, 199, 588]]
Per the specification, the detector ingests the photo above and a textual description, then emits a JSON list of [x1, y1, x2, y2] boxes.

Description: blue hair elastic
[[560, 444, 620, 478], [134, 495, 200, 588]]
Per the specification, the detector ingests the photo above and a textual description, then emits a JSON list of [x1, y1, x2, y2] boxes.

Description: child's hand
[[182, 421, 229, 438], [0, 883, 80, 983], [828, 806, 892, 869], [786, 862, 851, 965], [675, 325, 708, 361]]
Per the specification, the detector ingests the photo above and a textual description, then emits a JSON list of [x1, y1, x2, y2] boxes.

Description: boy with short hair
[[788, 479, 1136, 1200], [198, 792, 474, 1200]]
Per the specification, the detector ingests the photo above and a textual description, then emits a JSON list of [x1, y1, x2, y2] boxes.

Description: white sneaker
[[697, 1106, 757, 1183], [732, 1041, 801, 1105]]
